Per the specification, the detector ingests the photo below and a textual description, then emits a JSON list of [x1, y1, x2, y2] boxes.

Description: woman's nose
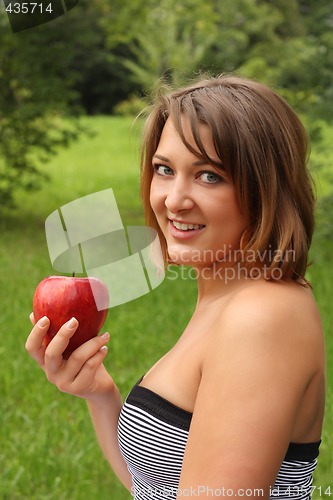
[[164, 181, 194, 213]]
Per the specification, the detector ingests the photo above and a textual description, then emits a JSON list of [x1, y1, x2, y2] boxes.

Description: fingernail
[[100, 345, 108, 353], [38, 316, 49, 327], [67, 317, 78, 329], [101, 332, 110, 341]]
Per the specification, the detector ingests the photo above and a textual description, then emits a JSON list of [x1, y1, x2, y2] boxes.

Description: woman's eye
[[153, 164, 173, 176], [199, 171, 223, 184]]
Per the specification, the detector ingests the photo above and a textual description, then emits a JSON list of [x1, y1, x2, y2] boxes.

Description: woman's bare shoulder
[[201, 278, 325, 407], [214, 278, 324, 349], [186, 279, 324, 491], [226, 278, 320, 322]]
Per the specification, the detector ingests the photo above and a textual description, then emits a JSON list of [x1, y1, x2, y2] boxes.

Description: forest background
[[1, 0, 333, 208], [0, 0, 332, 498]]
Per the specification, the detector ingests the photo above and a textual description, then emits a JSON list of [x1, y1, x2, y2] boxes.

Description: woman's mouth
[[168, 219, 206, 239], [172, 220, 205, 231]]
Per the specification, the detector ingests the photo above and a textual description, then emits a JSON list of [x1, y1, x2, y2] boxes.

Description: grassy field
[[0, 116, 332, 499]]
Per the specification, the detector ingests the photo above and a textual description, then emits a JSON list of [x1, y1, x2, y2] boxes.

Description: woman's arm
[[177, 288, 322, 498], [86, 383, 132, 491], [25, 315, 132, 492]]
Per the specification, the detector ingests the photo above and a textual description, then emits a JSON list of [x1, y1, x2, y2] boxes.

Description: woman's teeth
[[172, 221, 205, 231]]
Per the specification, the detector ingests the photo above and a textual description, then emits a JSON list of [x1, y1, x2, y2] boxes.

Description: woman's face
[[149, 117, 249, 268]]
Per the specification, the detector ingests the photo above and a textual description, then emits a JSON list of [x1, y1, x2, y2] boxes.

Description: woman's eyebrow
[[192, 158, 225, 169], [153, 154, 223, 168], [192, 159, 211, 166], [153, 154, 170, 163], [153, 154, 208, 165]]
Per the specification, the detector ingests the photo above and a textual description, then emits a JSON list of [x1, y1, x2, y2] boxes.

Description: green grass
[[0, 116, 332, 499]]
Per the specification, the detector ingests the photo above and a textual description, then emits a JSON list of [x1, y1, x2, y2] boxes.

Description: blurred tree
[[112, 0, 332, 122], [107, 0, 216, 93], [298, 0, 333, 120], [238, 0, 333, 120], [0, 13, 82, 209], [0, 0, 114, 209], [68, 0, 141, 114], [1, 0, 332, 209], [202, 0, 289, 73]]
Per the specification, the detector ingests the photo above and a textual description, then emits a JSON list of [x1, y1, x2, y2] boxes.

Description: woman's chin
[[167, 246, 196, 266], [166, 247, 214, 267]]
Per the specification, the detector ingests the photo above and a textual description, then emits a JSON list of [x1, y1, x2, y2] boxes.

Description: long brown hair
[[140, 76, 315, 283]]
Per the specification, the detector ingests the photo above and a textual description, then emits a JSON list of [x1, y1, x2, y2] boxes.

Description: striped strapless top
[[118, 378, 320, 499]]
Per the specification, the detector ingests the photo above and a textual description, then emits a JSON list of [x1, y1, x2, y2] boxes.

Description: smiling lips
[[169, 219, 206, 240], [172, 220, 205, 231]]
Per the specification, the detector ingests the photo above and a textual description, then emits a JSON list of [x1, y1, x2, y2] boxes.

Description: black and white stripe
[[117, 381, 320, 500], [271, 458, 318, 499]]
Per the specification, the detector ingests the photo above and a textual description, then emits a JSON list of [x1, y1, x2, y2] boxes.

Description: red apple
[[33, 276, 109, 359]]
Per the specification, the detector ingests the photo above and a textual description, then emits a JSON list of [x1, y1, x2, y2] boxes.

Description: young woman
[[26, 76, 326, 499]]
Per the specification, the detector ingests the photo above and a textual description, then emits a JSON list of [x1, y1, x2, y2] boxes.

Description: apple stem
[[72, 272, 75, 277]]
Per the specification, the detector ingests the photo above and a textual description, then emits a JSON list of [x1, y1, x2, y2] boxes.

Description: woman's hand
[[26, 314, 133, 490], [25, 313, 114, 401]]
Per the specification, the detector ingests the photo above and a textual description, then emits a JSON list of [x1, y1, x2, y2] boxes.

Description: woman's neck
[[194, 261, 251, 306]]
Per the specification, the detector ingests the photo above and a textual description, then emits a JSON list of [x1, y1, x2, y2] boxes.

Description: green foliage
[[0, 110, 82, 209], [203, 0, 290, 70], [119, 0, 216, 91], [0, 12, 83, 209], [0, 0, 139, 210], [113, 94, 148, 117], [316, 194, 333, 243], [240, 0, 333, 119], [110, 0, 333, 122], [1, 0, 333, 209]]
